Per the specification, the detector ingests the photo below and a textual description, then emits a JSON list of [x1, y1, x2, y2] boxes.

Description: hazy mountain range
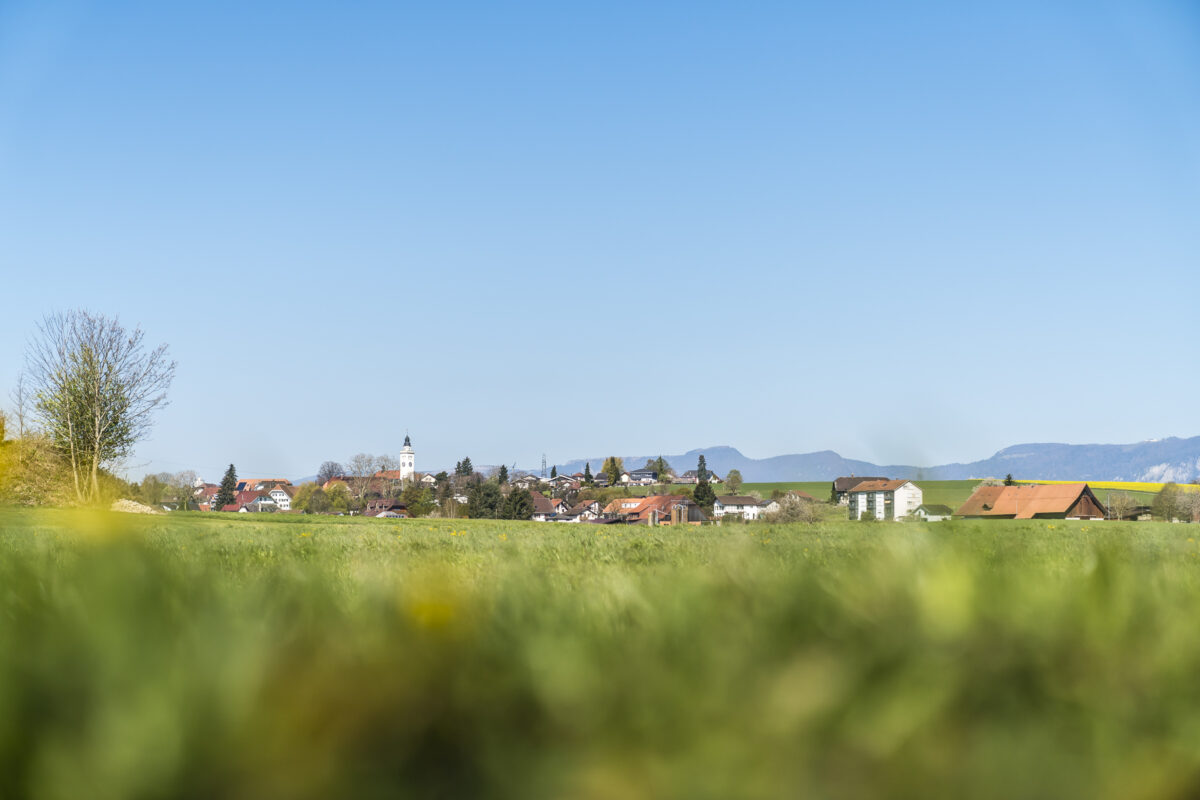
[[553, 437, 1200, 485], [290, 437, 1200, 486]]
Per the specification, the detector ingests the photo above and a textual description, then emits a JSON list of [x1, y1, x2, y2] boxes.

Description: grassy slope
[[4, 508, 1200, 798]]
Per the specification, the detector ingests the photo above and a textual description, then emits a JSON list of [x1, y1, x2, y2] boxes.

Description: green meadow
[[4, 508, 1200, 799]]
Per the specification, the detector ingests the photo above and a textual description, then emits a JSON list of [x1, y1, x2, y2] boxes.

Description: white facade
[[269, 488, 292, 511], [400, 434, 415, 482], [713, 497, 767, 521], [849, 482, 923, 520], [913, 505, 951, 522]]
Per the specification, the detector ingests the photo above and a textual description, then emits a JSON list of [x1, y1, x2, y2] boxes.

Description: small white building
[[714, 496, 769, 521], [847, 480, 923, 520], [913, 504, 953, 522]]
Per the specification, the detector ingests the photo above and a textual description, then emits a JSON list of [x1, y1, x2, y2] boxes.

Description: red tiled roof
[[956, 483, 1103, 519], [847, 480, 912, 493], [833, 476, 887, 492]]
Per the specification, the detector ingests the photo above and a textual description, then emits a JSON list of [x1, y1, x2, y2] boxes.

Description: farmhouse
[[847, 480, 923, 521], [955, 483, 1107, 520], [831, 476, 888, 505], [713, 495, 771, 521]]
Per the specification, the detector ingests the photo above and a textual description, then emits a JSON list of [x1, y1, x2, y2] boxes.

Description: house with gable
[[713, 495, 771, 521], [628, 468, 658, 485], [529, 492, 559, 522], [268, 485, 296, 511]]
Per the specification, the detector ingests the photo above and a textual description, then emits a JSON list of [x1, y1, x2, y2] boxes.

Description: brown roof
[[788, 490, 817, 501], [530, 491, 557, 515], [848, 480, 913, 493], [955, 483, 1106, 519], [833, 476, 887, 492]]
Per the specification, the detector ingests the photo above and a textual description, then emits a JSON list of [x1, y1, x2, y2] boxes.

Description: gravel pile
[[110, 499, 161, 515]]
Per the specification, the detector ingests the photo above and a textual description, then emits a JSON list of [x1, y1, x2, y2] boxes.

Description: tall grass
[[3, 509, 1200, 798]]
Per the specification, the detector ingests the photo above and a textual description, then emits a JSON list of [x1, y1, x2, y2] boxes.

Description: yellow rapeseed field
[[1017, 479, 1200, 493]]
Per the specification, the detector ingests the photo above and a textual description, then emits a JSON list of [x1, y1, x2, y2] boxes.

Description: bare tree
[[9, 374, 29, 437], [346, 452, 382, 502], [1107, 490, 1136, 521], [23, 311, 175, 504], [317, 461, 344, 485]]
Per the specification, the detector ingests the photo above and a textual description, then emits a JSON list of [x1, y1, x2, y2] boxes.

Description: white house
[[847, 480, 923, 521], [713, 495, 769, 521], [913, 504, 954, 522], [268, 487, 294, 511]]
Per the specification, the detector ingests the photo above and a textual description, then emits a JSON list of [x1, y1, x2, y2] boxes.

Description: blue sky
[[2, 1, 1198, 481]]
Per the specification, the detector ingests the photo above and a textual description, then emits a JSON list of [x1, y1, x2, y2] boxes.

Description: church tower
[[400, 434, 415, 482]]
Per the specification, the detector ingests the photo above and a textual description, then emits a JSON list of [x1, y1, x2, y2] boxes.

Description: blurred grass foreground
[[4, 509, 1200, 799]]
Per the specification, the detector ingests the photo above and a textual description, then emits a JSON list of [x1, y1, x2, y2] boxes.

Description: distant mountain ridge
[[556, 437, 1200, 484]]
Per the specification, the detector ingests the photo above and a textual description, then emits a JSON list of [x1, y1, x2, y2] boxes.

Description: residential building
[[530, 492, 558, 522], [848, 480, 924, 521], [268, 486, 295, 511], [831, 476, 888, 505], [604, 495, 706, 525], [628, 468, 658, 485], [713, 495, 770, 521]]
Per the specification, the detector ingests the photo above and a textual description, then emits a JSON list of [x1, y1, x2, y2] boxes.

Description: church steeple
[[400, 432, 415, 482]]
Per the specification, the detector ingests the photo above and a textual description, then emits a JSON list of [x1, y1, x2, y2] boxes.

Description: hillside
[[556, 437, 1200, 484]]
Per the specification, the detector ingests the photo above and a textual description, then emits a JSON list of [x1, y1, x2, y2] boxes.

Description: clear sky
[[2, 0, 1198, 481]]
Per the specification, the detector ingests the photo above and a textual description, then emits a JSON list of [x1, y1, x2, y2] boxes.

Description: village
[[170, 436, 1193, 524]]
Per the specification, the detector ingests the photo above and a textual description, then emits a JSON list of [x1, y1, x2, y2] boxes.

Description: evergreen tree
[[693, 455, 715, 510], [1004, 473, 1015, 486], [213, 464, 237, 510], [460, 456, 473, 476], [502, 489, 535, 520], [467, 481, 503, 519], [498, 464, 509, 485], [550, 465, 557, 479], [653, 455, 671, 482], [400, 483, 436, 517], [693, 479, 716, 511], [583, 462, 593, 485]]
